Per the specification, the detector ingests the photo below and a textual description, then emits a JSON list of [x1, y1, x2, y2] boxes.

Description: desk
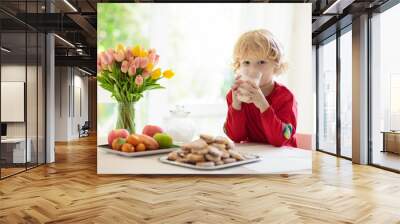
[[381, 131, 400, 154], [97, 143, 312, 174], [1, 138, 31, 163]]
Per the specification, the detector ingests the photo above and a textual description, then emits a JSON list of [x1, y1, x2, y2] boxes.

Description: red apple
[[142, 125, 163, 137], [108, 129, 129, 147]]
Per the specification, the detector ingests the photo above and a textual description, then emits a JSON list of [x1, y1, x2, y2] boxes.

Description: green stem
[[116, 102, 136, 134]]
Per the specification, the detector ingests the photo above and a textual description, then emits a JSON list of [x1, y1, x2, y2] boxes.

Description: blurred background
[[97, 3, 312, 144]]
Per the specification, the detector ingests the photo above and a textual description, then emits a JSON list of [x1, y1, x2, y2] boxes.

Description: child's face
[[238, 56, 276, 86]]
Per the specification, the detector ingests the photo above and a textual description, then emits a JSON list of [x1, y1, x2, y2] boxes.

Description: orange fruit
[[112, 138, 125, 151], [121, 143, 134, 152], [126, 134, 141, 146], [136, 143, 146, 152]]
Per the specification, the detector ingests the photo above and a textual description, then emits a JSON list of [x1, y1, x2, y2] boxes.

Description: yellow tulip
[[132, 45, 141, 57], [151, 68, 161, 79], [115, 43, 125, 52], [139, 49, 148, 57], [162, 69, 175, 79], [146, 63, 154, 72]]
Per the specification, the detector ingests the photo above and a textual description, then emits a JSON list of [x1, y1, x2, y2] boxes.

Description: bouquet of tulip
[[97, 44, 175, 133]]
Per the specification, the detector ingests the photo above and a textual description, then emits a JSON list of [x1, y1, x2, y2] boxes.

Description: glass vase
[[116, 102, 135, 134]]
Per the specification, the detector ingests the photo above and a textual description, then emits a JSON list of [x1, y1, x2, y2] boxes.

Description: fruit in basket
[[138, 134, 159, 150], [142, 125, 163, 137], [126, 134, 141, 146], [153, 133, 173, 148], [108, 129, 129, 147], [136, 143, 146, 152], [121, 143, 135, 152], [112, 138, 126, 151]]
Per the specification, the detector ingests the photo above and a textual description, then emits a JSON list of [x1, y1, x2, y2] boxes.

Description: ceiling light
[[63, 0, 78, 12], [322, 0, 354, 15], [54, 34, 75, 48], [78, 67, 92, 76], [1, 47, 11, 53]]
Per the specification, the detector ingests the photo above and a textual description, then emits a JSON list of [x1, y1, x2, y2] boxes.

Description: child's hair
[[233, 29, 288, 75]]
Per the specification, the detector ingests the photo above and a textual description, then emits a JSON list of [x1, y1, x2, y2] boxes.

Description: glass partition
[[0, 1, 46, 179]]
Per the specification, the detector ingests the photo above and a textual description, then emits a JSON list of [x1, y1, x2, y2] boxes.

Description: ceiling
[[0, 0, 394, 75]]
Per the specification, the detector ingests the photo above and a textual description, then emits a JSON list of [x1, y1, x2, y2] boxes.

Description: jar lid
[[170, 105, 190, 117]]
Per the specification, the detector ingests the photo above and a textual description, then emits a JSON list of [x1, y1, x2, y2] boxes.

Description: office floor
[[0, 135, 400, 223]]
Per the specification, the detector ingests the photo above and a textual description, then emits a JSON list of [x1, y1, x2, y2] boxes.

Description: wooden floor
[[1, 135, 400, 224]]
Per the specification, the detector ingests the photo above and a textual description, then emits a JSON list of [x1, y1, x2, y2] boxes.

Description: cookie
[[200, 134, 215, 144], [207, 146, 222, 157], [187, 139, 208, 150], [181, 144, 192, 152], [186, 153, 205, 164], [167, 151, 179, 161], [177, 150, 188, 157], [205, 153, 221, 163], [215, 160, 224, 166], [196, 161, 215, 167], [226, 140, 235, 150], [191, 147, 209, 155], [176, 157, 190, 163], [221, 150, 230, 159], [228, 150, 245, 161], [211, 143, 226, 151], [214, 136, 230, 145], [223, 158, 237, 164]]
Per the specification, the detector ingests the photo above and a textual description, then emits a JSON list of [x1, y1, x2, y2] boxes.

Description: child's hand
[[231, 75, 243, 110], [241, 80, 270, 113]]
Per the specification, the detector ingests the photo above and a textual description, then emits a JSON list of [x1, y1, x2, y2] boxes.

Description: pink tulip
[[105, 51, 114, 64], [148, 52, 156, 64], [97, 55, 102, 72], [154, 54, 159, 65], [139, 57, 148, 68], [113, 51, 125, 62], [125, 49, 133, 61], [128, 65, 137, 76], [121, 60, 129, 73], [148, 48, 156, 55], [142, 70, 150, 78], [107, 48, 115, 54], [99, 52, 108, 65], [135, 75, 143, 86], [133, 57, 141, 67]]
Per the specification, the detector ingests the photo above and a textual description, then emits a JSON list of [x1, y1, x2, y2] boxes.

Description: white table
[[1, 138, 32, 163], [97, 143, 312, 174]]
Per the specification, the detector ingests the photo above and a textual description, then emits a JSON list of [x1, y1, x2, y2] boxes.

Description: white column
[[45, 1, 55, 163], [352, 14, 369, 164]]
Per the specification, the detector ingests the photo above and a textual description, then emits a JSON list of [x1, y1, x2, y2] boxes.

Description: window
[[340, 29, 352, 158], [370, 2, 400, 171], [317, 37, 337, 154]]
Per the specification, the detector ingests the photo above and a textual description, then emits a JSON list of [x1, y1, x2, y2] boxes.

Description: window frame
[[315, 24, 352, 161]]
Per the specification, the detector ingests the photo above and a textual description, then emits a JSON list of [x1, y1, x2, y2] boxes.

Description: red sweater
[[224, 82, 297, 147]]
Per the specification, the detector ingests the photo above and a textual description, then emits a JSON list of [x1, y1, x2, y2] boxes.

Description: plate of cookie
[[159, 134, 261, 170]]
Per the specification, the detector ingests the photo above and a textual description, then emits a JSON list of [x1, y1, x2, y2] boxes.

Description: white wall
[[55, 67, 89, 141]]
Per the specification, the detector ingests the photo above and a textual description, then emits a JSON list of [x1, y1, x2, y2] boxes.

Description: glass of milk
[[235, 67, 262, 103]]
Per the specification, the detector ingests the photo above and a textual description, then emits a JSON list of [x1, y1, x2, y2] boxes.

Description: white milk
[[236, 69, 262, 103]]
